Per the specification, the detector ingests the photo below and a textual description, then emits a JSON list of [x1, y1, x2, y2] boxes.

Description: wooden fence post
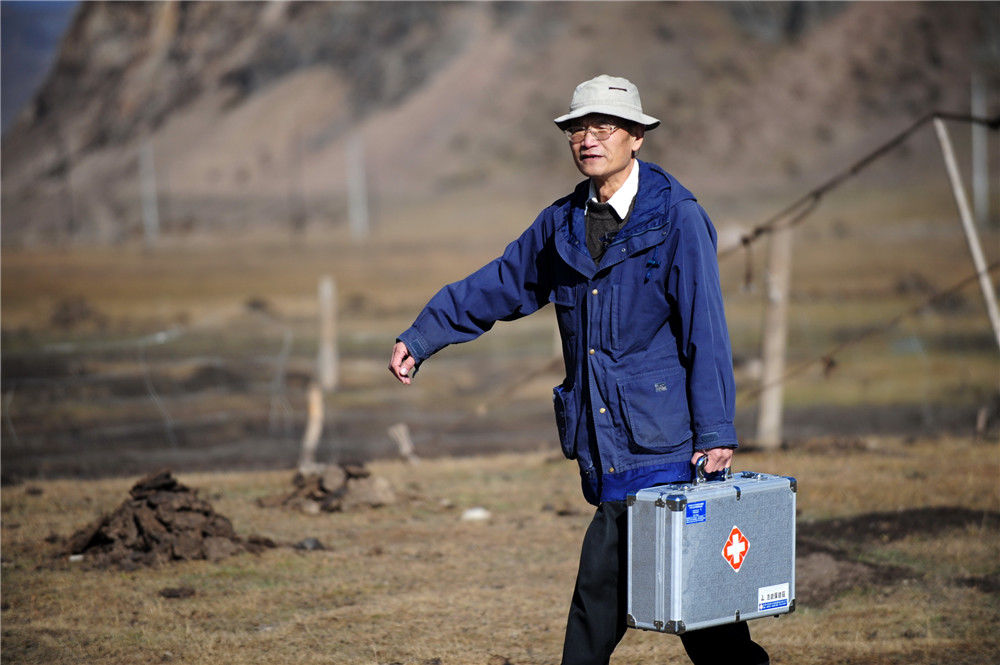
[[298, 382, 324, 474], [756, 223, 794, 450], [318, 275, 339, 392], [934, 118, 1000, 353], [388, 422, 419, 464]]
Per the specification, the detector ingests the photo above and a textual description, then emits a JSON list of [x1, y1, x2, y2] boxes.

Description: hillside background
[[3, 1, 998, 244]]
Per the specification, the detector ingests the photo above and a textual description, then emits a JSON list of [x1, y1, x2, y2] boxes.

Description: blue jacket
[[399, 160, 738, 505]]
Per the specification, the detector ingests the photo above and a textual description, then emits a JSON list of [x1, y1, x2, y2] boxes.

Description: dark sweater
[[586, 198, 634, 262]]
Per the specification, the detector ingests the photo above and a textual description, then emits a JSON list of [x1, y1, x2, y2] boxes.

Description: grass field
[[2, 176, 999, 663], [2, 435, 999, 664]]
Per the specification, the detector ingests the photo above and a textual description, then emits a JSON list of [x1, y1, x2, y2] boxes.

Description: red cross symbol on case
[[723, 525, 749, 571]]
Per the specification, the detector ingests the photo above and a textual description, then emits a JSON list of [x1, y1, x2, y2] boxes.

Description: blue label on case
[[758, 583, 790, 612], [685, 501, 706, 524]]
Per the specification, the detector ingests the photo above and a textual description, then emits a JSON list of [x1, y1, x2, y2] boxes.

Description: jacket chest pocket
[[616, 367, 691, 453], [609, 274, 671, 357]]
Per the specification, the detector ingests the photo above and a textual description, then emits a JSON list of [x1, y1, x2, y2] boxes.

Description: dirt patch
[[795, 535, 915, 607], [66, 469, 275, 569], [954, 573, 1000, 595], [795, 552, 882, 606], [793, 506, 1000, 606], [799, 506, 1000, 545]]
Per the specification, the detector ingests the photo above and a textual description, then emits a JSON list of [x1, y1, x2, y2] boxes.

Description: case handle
[[693, 454, 732, 485]]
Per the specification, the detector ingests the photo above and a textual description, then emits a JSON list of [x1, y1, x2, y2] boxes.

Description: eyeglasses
[[564, 123, 621, 144]]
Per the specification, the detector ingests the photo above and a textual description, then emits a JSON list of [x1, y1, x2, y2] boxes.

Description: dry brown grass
[[2, 168, 998, 663], [3, 435, 998, 665]]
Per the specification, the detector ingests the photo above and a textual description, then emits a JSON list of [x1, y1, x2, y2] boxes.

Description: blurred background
[[2, 1, 998, 482]]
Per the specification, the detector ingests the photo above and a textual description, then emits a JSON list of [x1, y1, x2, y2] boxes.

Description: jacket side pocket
[[617, 368, 691, 454], [552, 384, 578, 460]]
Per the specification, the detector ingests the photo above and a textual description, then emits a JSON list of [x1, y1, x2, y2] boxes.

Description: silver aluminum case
[[626, 471, 796, 634]]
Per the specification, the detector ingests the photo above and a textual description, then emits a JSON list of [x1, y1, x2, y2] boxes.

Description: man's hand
[[691, 447, 734, 474], [388, 341, 417, 385]]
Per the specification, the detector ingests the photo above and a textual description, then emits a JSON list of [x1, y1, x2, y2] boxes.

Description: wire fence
[[3, 111, 998, 479]]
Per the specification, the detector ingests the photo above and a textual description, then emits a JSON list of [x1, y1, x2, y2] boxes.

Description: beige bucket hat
[[554, 75, 660, 130]]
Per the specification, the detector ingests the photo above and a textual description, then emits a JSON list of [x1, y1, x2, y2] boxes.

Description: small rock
[[159, 586, 196, 599], [461, 507, 491, 522], [68, 554, 84, 563], [343, 476, 396, 510], [244, 534, 278, 553], [294, 537, 325, 551], [320, 493, 344, 512], [171, 530, 203, 560], [320, 466, 348, 493], [342, 463, 370, 479]]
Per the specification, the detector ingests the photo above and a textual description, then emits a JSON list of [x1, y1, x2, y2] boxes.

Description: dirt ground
[[2, 435, 998, 665]]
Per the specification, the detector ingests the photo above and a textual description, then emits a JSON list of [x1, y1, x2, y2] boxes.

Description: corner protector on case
[[626, 495, 636, 507], [786, 476, 798, 493], [626, 614, 637, 627], [665, 620, 686, 634], [788, 598, 797, 613], [664, 494, 687, 511], [653, 620, 664, 631]]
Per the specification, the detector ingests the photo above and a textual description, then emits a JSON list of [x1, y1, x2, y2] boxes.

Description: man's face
[[566, 114, 644, 183]]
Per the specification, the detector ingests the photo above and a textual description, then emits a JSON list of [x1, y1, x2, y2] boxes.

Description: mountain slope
[[2, 1, 995, 244]]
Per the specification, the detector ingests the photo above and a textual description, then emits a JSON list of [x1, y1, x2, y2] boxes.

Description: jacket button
[[599, 407, 607, 414], [589, 348, 595, 355], [608, 466, 615, 473], [591, 289, 599, 295]]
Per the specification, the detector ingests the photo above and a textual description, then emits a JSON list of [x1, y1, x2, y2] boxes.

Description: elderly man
[[389, 75, 769, 665]]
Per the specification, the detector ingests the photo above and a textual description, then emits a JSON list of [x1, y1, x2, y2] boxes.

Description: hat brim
[[554, 105, 660, 131]]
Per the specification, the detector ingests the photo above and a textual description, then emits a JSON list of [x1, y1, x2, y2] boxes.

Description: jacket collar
[[555, 160, 696, 279]]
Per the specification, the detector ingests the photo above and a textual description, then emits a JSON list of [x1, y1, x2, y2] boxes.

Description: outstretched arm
[[389, 212, 555, 383]]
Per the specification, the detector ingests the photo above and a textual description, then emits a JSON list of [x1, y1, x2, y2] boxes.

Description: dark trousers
[[561, 501, 770, 665]]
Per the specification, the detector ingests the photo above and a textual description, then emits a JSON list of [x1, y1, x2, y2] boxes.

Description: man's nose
[[580, 128, 600, 148]]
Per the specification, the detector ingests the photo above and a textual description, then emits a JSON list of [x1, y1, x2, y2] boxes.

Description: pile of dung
[[68, 469, 271, 569], [257, 463, 396, 514]]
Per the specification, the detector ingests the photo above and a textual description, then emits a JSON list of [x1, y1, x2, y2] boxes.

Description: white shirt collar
[[588, 159, 639, 220]]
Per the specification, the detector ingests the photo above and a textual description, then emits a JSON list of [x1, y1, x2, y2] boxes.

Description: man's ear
[[631, 126, 645, 158]]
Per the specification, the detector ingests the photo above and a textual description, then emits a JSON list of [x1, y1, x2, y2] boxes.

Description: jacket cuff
[[692, 423, 738, 450], [397, 327, 431, 364]]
